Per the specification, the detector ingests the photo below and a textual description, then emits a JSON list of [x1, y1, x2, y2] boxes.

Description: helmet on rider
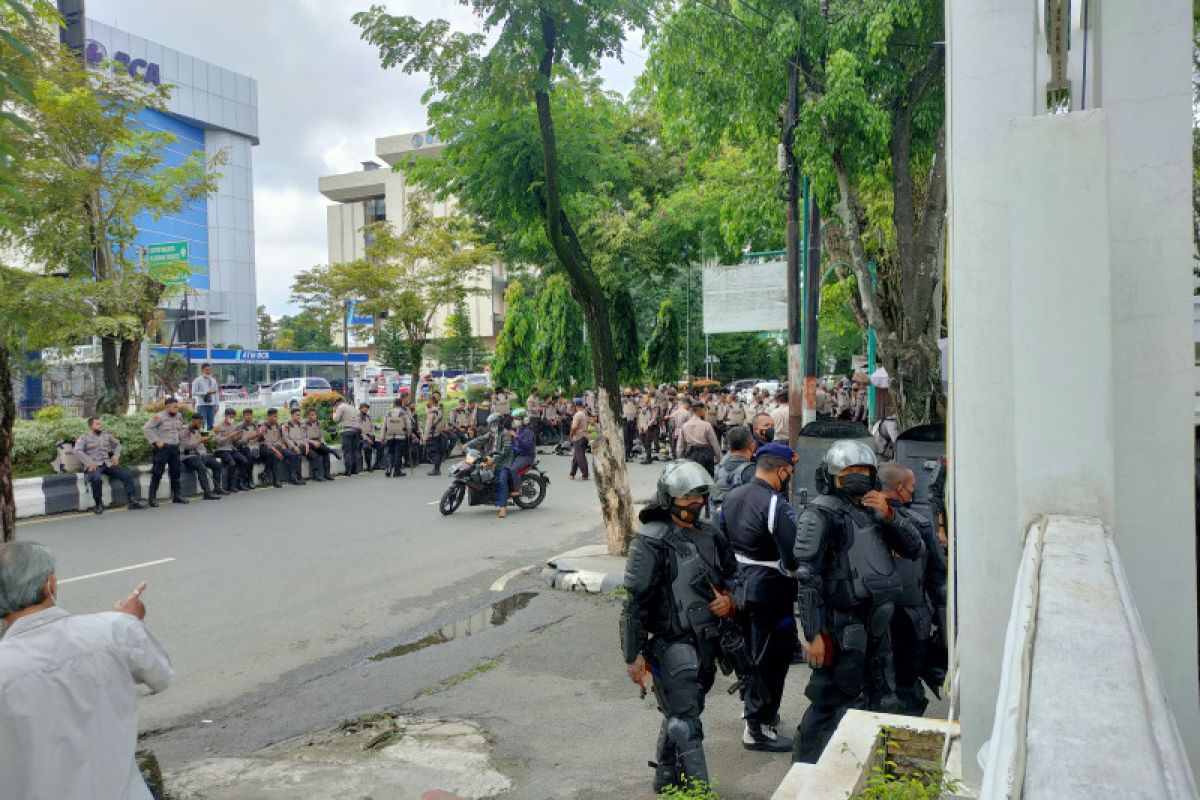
[[655, 459, 714, 526], [486, 412, 504, 430], [817, 439, 879, 498], [511, 409, 525, 426]]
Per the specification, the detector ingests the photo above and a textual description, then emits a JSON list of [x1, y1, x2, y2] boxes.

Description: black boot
[[128, 501, 145, 510], [203, 492, 220, 500], [92, 501, 104, 515], [172, 496, 189, 505]]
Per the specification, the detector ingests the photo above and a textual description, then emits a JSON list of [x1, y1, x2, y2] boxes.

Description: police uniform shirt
[[283, 420, 307, 450], [769, 405, 790, 442], [212, 421, 240, 451], [452, 406, 473, 429], [544, 402, 559, 424], [142, 411, 185, 446], [728, 401, 747, 426], [238, 421, 263, 446], [303, 420, 326, 444], [332, 403, 358, 433], [622, 396, 638, 421], [180, 427, 209, 456], [261, 422, 285, 449], [675, 416, 721, 455], [73, 432, 122, 468], [382, 408, 411, 440], [637, 403, 657, 433], [526, 395, 544, 419], [669, 405, 692, 431], [715, 401, 732, 426], [358, 413, 377, 438], [423, 406, 445, 439], [492, 393, 512, 415]]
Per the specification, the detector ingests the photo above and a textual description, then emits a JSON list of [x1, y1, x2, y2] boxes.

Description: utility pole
[[803, 199, 821, 426], [783, 49, 803, 449], [342, 300, 351, 402]]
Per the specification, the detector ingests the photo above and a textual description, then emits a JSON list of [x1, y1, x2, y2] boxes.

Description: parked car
[[219, 383, 249, 401], [269, 376, 332, 410], [328, 378, 348, 396], [726, 378, 762, 395]]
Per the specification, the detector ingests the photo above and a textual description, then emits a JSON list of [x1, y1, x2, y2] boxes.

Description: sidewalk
[[541, 543, 626, 593]]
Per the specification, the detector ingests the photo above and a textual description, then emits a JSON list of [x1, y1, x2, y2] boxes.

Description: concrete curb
[[15, 453, 351, 520], [541, 544, 626, 593]]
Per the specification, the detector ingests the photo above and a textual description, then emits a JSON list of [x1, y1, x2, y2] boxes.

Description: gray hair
[[0, 542, 56, 616], [878, 461, 914, 491]]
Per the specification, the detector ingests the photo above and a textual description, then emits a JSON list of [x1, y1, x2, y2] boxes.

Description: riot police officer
[[720, 442, 799, 752], [791, 440, 924, 763], [620, 460, 740, 793]]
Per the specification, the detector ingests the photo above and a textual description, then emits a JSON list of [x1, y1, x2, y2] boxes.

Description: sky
[[86, 0, 645, 317]]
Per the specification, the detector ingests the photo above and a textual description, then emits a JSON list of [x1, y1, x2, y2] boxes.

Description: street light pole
[[342, 299, 351, 402]]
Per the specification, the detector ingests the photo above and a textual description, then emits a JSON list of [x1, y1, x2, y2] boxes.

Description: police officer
[[237, 408, 264, 488], [791, 440, 924, 763], [525, 387, 544, 445], [622, 390, 639, 461], [304, 407, 336, 480], [713, 425, 758, 506], [636, 392, 659, 465], [492, 385, 513, 424], [358, 403, 384, 471], [720, 442, 799, 751], [332, 397, 362, 476], [75, 416, 145, 513], [381, 398, 410, 477], [213, 408, 250, 493], [283, 408, 314, 484], [143, 397, 187, 506], [879, 462, 946, 715], [181, 414, 224, 500], [620, 460, 740, 793], [423, 397, 447, 476], [260, 408, 294, 488], [450, 399, 474, 451], [674, 403, 721, 476]]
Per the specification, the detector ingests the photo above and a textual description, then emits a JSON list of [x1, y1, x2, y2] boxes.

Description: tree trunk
[[409, 339, 425, 398], [536, 8, 635, 556], [1, 343, 16, 542]]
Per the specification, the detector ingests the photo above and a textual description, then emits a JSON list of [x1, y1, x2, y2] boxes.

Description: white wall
[[947, 0, 1198, 784]]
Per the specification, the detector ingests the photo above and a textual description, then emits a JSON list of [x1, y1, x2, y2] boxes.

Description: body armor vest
[[809, 494, 902, 609], [644, 522, 720, 636]]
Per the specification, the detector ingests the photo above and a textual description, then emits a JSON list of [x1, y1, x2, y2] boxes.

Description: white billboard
[[702, 260, 789, 334]]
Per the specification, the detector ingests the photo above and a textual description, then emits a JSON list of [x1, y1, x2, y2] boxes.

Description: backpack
[[872, 416, 898, 461], [52, 440, 84, 474]]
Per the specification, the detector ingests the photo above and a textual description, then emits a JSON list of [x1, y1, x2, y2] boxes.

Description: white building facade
[[318, 131, 506, 353], [85, 19, 260, 349]]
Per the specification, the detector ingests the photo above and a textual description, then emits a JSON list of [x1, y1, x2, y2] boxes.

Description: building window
[[364, 196, 386, 223]]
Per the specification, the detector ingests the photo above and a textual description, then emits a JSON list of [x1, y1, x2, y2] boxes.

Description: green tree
[[274, 311, 334, 352], [492, 280, 537, 397], [256, 305, 276, 349], [435, 298, 485, 371], [0, 0, 52, 232], [532, 274, 589, 392], [642, 0, 946, 425], [377, 319, 420, 374], [0, 19, 222, 414], [819, 276, 866, 375], [354, 1, 652, 553], [291, 199, 495, 396], [644, 297, 682, 385], [0, 266, 94, 541]]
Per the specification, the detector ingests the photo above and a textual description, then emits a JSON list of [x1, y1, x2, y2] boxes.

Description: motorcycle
[[439, 447, 549, 516]]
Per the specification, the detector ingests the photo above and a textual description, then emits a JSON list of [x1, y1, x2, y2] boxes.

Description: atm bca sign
[[85, 40, 161, 86]]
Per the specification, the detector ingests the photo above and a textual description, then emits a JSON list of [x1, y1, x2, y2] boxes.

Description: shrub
[[12, 412, 154, 478], [31, 406, 65, 422], [659, 778, 722, 800], [465, 385, 489, 404], [144, 399, 195, 419], [299, 390, 346, 439]]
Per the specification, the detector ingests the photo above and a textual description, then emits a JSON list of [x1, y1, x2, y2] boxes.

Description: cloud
[[87, 0, 642, 317]]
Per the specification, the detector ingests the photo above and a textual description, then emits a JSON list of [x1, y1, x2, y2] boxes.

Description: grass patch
[[421, 657, 502, 695]]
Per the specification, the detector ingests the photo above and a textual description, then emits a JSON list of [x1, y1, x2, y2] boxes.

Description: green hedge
[[12, 413, 155, 478]]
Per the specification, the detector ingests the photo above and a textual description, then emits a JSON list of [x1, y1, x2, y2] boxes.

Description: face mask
[[759, 427, 775, 444], [671, 499, 704, 524], [777, 469, 793, 497], [838, 473, 874, 498]]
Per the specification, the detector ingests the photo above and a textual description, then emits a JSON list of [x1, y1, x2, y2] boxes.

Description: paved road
[[18, 451, 662, 735]]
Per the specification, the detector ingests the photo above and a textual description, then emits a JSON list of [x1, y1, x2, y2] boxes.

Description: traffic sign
[[144, 241, 190, 284]]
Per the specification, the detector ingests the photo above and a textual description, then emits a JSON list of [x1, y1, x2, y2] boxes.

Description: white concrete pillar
[[947, 0, 1198, 784]]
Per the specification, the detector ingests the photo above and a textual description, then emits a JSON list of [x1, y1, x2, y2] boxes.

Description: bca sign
[[85, 40, 162, 86]]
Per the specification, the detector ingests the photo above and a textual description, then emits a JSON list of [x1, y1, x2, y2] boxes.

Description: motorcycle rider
[[465, 412, 514, 519], [620, 460, 740, 794], [510, 410, 536, 477], [791, 440, 925, 763]]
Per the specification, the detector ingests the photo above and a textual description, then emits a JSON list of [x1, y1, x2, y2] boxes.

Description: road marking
[[490, 564, 537, 592], [59, 558, 176, 585]]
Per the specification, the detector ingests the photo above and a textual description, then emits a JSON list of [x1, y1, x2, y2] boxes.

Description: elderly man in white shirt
[[0, 541, 173, 800]]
